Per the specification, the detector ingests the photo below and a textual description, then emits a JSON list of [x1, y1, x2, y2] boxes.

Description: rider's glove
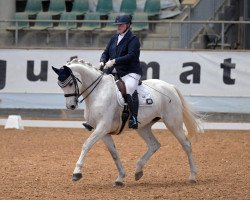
[[105, 59, 115, 68], [99, 62, 105, 71]]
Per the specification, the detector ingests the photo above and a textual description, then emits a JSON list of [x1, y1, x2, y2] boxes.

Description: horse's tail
[[174, 86, 204, 141]]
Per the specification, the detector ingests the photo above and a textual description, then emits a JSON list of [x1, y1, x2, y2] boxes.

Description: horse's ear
[[63, 65, 70, 70], [52, 66, 60, 75], [63, 65, 73, 74]]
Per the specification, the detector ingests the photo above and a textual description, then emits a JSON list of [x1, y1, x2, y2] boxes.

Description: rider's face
[[117, 24, 129, 34]]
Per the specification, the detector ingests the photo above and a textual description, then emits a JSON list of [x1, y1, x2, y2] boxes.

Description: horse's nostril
[[70, 105, 75, 110]]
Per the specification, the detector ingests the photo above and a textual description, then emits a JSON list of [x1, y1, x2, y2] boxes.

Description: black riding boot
[[126, 91, 139, 129]]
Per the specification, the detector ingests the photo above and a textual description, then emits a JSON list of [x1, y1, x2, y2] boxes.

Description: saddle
[[115, 78, 129, 134], [115, 78, 143, 134], [116, 78, 142, 99], [116, 79, 127, 100], [83, 77, 153, 134]]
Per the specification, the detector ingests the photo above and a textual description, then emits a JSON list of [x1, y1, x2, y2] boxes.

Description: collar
[[118, 28, 129, 37]]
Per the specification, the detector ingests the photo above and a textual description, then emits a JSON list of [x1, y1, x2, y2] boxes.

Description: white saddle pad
[[116, 83, 154, 107]]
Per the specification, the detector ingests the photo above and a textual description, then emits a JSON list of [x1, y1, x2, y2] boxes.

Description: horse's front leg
[[72, 125, 107, 181], [102, 134, 126, 187]]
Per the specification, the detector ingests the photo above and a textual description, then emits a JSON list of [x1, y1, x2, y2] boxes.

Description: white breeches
[[121, 73, 141, 95]]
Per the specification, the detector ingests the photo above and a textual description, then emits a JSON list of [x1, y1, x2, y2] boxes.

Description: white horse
[[52, 59, 203, 187]]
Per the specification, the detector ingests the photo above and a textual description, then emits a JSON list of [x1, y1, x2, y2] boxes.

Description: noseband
[[58, 70, 104, 103]]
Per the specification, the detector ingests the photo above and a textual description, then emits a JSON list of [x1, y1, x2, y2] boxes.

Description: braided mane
[[67, 58, 92, 67]]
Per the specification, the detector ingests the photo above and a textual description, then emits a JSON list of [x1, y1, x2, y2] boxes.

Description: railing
[[0, 19, 250, 50], [182, 0, 228, 48], [179, 20, 250, 50]]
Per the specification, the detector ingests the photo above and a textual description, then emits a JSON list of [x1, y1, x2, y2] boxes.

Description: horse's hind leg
[[102, 134, 126, 187], [165, 120, 197, 183], [135, 124, 161, 181]]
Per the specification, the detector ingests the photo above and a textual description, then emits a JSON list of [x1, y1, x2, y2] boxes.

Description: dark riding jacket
[[100, 30, 142, 77]]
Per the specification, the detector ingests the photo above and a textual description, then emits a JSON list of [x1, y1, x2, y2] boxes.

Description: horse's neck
[[71, 65, 100, 88], [84, 74, 116, 109]]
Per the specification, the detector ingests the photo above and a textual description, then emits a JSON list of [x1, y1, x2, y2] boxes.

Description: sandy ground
[[0, 127, 249, 200]]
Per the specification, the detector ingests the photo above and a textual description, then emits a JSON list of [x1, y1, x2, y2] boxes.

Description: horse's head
[[52, 65, 82, 110]]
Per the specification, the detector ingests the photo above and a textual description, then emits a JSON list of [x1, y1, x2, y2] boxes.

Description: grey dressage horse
[[52, 59, 203, 187]]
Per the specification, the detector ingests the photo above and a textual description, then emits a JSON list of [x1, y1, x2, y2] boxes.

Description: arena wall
[[0, 49, 249, 121]]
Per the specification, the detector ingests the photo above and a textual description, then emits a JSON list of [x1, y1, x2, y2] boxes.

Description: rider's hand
[[99, 62, 105, 70], [105, 59, 115, 68]]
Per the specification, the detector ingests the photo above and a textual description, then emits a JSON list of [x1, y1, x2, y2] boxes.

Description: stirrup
[[82, 122, 94, 131], [129, 116, 138, 129]]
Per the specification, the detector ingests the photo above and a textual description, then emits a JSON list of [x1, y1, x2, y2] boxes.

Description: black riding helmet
[[114, 14, 132, 25]]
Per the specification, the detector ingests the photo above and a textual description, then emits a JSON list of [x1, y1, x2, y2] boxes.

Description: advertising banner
[[0, 49, 249, 97]]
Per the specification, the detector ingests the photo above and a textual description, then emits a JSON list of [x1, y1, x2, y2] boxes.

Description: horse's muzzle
[[70, 105, 76, 110], [66, 103, 77, 110]]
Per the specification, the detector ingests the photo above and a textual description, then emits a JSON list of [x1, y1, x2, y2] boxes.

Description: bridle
[[58, 70, 104, 104]]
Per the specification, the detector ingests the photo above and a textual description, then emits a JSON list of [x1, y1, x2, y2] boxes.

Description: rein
[[78, 73, 104, 103]]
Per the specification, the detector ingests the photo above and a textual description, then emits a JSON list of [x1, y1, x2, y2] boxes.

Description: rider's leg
[[126, 92, 138, 129], [132, 89, 139, 112], [121, 73, 141, 129]]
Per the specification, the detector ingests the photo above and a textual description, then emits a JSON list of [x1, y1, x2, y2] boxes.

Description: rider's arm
[[100, 35, 116, 63]]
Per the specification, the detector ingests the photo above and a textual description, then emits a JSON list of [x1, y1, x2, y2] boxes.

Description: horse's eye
[[69, 82, 73, 87]]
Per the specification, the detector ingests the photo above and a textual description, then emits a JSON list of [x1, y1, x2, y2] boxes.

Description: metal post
[[188, 5, 191, 48], [66, 22, 69, 47], [66, 29, 69, 47], [15, 21, 18, 46], [188, 5, 191, 20], [221, 22, 224, 50], [212, 0, 215, 20], [169, 21, 172, 49]]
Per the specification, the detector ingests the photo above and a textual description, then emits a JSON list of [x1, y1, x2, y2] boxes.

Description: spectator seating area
[[3, 0, 245, 50], [8, 0, 163, 34]]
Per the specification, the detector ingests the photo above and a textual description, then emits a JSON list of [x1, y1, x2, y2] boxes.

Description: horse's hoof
[[82, 123, 93, 131], [189, 179, 197, 184], [113, 181, 124, 187], [135, 171, 143, 181], [188, 174, 197, 183], [72, 173, 82, 181]]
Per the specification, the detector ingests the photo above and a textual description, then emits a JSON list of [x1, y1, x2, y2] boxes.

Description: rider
[[99, 14, 142, 129]]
